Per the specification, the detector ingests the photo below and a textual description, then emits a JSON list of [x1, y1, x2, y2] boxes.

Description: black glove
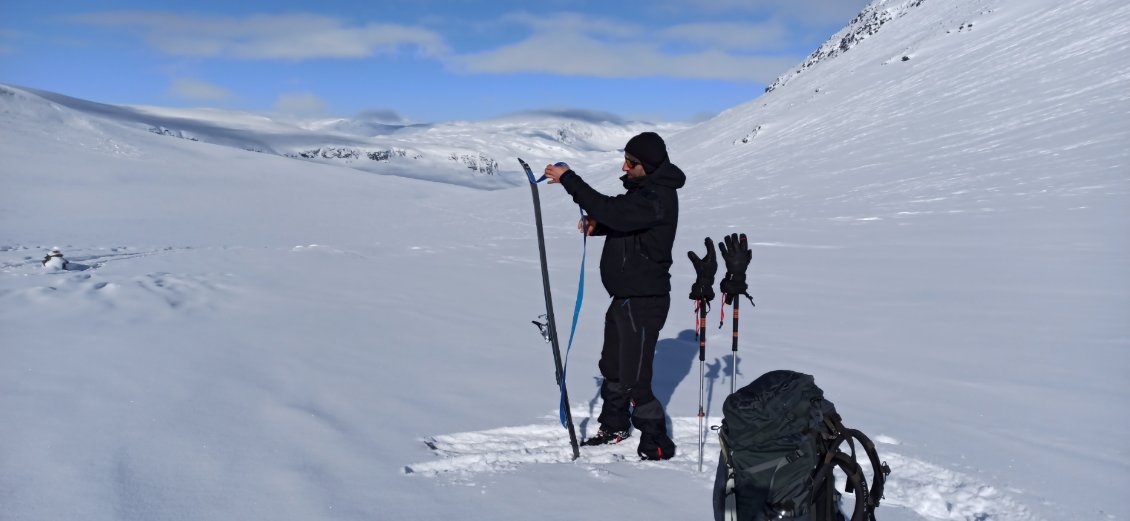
[[718, 233, 752, 305], [687, 237, 716, 302]]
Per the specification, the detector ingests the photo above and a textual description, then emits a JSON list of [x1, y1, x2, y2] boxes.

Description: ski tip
[[517, 158, 540, 184]]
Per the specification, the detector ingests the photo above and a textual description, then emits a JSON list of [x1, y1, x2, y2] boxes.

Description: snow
[[2, 0, 1128, 520]]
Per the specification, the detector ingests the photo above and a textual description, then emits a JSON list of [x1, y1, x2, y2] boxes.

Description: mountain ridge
[[0, 82, 685, 190]]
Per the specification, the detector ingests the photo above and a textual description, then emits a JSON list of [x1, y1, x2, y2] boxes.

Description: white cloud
[[71, 12, 448, 60], [500, 13, 790, 51], [456, 33, 796, 82], [453, 14, 800, 82], [64, 7, 865, 82], [167, 78, 232, 101], [681, 0, 872, 27], [661, 22, 793, 51], [499, 12, 640, 40], [274, 92, 328, 117]]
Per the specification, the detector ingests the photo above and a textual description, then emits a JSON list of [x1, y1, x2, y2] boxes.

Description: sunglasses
[[624, 155, 641, 167]]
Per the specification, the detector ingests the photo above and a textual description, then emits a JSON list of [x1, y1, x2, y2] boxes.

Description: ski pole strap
[[558, 204, 586, 427], [694, 300, 710, 342], [696, 299, 709, 360], [718, 299, 726, 329], [717, 292, 756, 329]]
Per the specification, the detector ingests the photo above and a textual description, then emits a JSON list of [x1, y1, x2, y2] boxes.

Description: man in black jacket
[[543, 132, 685, 461]]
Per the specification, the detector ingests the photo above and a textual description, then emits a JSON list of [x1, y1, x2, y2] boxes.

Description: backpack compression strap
[[823, 415, 890, 521], [826, 415, 890, 515], [813, 452, 867, 521], [718, 431, 738, 521], [719, 430, 807, 521]]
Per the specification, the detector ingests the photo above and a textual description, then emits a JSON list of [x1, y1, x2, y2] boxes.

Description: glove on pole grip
[[718, 233, 752, 305], [687, 237, 717, 302]]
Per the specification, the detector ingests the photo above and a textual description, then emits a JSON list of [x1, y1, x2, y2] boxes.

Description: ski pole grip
[[554, 162, 569, 169]]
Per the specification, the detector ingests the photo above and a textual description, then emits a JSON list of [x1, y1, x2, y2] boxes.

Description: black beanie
[[625, 132, 668, 174]]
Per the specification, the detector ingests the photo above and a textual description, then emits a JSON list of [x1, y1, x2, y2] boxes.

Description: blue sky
[[0, 0, 870, 123]]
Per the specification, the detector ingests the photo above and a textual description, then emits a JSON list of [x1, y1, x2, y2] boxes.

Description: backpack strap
[[718, 430, 738, 521], [826, 415, 891, 520], [813, 451, 867, 521], [844, 427, 889, 518]]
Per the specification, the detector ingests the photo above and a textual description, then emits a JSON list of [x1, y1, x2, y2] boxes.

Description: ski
[[517, 157, 581, 461]]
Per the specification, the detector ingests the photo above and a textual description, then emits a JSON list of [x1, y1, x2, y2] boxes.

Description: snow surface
[[2, 0, 1128, 519]]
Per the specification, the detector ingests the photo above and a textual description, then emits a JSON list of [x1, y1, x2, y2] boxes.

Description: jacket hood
[[622, 161, 686, 190]]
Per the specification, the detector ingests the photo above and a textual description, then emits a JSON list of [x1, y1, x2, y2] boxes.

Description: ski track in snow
[[405, 408, 1043, 521]]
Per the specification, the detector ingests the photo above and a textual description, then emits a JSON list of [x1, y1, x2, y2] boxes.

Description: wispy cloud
[[274, 92, 328, 117], [683, 0, 870, 27], [499, 12, 637, 39], [499, 12, 791, 50], [454, 13, 798, 82], [64, 7, 858, 82], [660, 22, 792, 51], [70, 12, 448, 60], [167, 78, 232, 101]]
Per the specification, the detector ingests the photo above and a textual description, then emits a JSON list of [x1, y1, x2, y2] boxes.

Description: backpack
[[713, 370, 891, 521]]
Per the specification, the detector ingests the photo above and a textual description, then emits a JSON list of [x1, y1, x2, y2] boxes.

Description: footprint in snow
[[405, 407, 1043, 521]]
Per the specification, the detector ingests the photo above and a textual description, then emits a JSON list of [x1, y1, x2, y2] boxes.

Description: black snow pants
[[596, 295, 676, 458]]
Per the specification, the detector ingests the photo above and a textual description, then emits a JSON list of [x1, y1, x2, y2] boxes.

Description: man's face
[[623, 157, 646, 178]]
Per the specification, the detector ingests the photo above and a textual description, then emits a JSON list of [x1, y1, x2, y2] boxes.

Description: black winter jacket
[[559, 162, 686, 298]]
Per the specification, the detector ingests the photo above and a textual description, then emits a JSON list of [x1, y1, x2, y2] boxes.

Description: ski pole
[[731, 297, 739, 395], [697, 298, 708, 472], [687, 236, 717, 472], [718, 232, 753, 394]]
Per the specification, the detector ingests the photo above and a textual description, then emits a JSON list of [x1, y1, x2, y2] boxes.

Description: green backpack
[[713, 370, 891, 521]]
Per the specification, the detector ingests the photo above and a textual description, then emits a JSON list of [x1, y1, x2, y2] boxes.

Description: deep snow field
[[2, 0, 1128, 520]]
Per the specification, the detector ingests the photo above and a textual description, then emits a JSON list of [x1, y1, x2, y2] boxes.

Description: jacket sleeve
[[589, 222, 612, 237], [559, 171, 666, 233]]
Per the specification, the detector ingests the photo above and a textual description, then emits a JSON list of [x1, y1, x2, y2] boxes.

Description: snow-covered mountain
[[764, 0, 929, 93], [1, 0, 1127, 520], [1, 84, 683, 189]]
